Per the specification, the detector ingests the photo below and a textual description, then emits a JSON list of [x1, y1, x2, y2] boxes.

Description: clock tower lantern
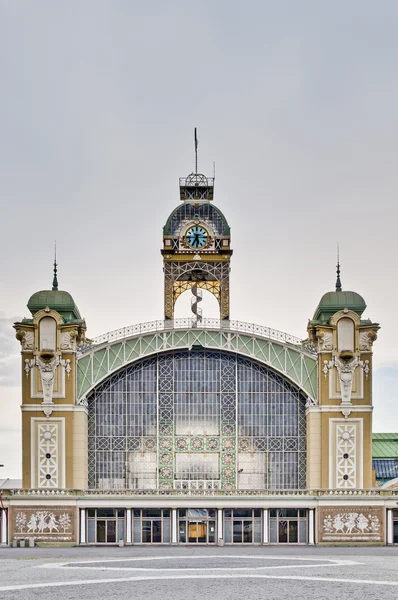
[[162, 138, 232, 322]]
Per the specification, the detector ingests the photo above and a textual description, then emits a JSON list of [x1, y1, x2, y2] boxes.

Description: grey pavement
[[0, 546, 398, 600]]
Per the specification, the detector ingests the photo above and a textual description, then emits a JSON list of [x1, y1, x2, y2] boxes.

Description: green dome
[[313, 290, 366, 324], [27, 289, 82, 322]]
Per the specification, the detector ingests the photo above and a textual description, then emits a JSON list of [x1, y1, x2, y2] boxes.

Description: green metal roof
[[27, 289, 82, 322], [372, 433, 398, 459], [312, 290, 366, 324]]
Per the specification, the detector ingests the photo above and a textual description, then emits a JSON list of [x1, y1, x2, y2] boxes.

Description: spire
[[52, 242, 58, 291], [194, 127, 199, 174], [335, 244, 342, 292]]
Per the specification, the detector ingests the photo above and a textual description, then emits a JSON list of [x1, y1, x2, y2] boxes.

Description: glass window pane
[[278, 521, 288, 543], [133, 509, 140, 518], [179, 521, 186, 543], [143, 509, 161, 518], [87, 509, 95, 518], [97, 521, 106, 543], [97, 509, 116, 518], [107, 520, 116, 543], [253, 519, 261, 543], [152, 521, 162, 543], [88, 519, 95, 543], [243, 521, 252, 543], [269, 519, 277, 543], [299, 520, 307, 544], [163, 518, 171, 543], [253, 509, 261, 518], [233, 521, 242, 543], [288, 521, 298, 543], [118, 519, 124, 542], [133, 519, 141, 543], [233, 509, 251, 518], [224, 520, 232, 543], [142, 521, 152, 543], [118, 509, 125, 518]]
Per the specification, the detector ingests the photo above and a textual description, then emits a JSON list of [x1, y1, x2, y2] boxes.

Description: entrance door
[[393, 521, 398, 544], [96, 520, 116, 543], [178, 509, 216, 544]]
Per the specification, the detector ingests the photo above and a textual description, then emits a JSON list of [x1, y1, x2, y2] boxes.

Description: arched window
[[87, 351, 307, 491], [337, 317, 354, 352], [39, 317, 56, 350]]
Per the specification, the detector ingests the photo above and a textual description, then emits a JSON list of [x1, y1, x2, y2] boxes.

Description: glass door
[[178, 509, 216, 544], [96, 520, 116, 543]]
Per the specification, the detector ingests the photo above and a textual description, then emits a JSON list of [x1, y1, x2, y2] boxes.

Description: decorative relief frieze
[[319, 507, 383, 542], [10, 507, 75, 542]]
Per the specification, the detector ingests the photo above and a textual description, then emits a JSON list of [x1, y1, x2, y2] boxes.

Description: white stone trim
[[30, 363, 66, 399], [387, 509, 393, 544], [0, 510, 7, 545], [328, 418, 363, 489], [308, 509, 315, 544], [328, 361, 364, 400], [126, 509, 132, 544], [217, 508, 223, 543], [31, 417, 66, 489], [80, 509, 86, 544], [263, 508, 269, 544], [307, 406, 372, 415], [22, 405, 87, 414], [172, 509, 177, 544]]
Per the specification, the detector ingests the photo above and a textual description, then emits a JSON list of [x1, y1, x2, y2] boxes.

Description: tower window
[[337, 318, 354, 353], [39, 317, 56, 351]]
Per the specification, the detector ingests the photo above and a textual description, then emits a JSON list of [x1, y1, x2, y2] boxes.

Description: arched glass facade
[[87, 351, 307, 490]]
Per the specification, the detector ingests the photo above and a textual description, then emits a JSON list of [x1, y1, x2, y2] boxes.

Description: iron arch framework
[[87, 350, 307, 491]]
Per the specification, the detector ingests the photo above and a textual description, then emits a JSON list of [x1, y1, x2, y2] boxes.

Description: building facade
[[2, 159, 398, 547]]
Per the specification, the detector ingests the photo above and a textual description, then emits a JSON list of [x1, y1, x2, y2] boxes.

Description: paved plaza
[[0, 546, 398, 599]]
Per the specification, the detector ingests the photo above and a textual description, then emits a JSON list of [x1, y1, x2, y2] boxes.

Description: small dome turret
[[26, 259, 82, 323]]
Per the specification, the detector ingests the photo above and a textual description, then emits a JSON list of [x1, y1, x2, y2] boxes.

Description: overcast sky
[[1, 1, 398, 478]]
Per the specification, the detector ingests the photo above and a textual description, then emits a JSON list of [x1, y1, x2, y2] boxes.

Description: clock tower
[[162, 138, 232, 322]]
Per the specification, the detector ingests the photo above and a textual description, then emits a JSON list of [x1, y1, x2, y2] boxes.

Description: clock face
[[185, 226, 208, 249]]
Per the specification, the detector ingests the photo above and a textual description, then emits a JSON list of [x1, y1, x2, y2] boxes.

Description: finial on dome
[[336, 243, 342, 292], [194, 127, 198, 174], [52, 241, 58, 291]]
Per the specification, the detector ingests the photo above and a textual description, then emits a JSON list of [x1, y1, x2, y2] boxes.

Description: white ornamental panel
[[329, 419, 363, 489]]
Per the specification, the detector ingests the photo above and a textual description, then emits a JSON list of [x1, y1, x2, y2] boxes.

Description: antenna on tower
[[213, 161, 216, 179], [194, 127, 198, 174]]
